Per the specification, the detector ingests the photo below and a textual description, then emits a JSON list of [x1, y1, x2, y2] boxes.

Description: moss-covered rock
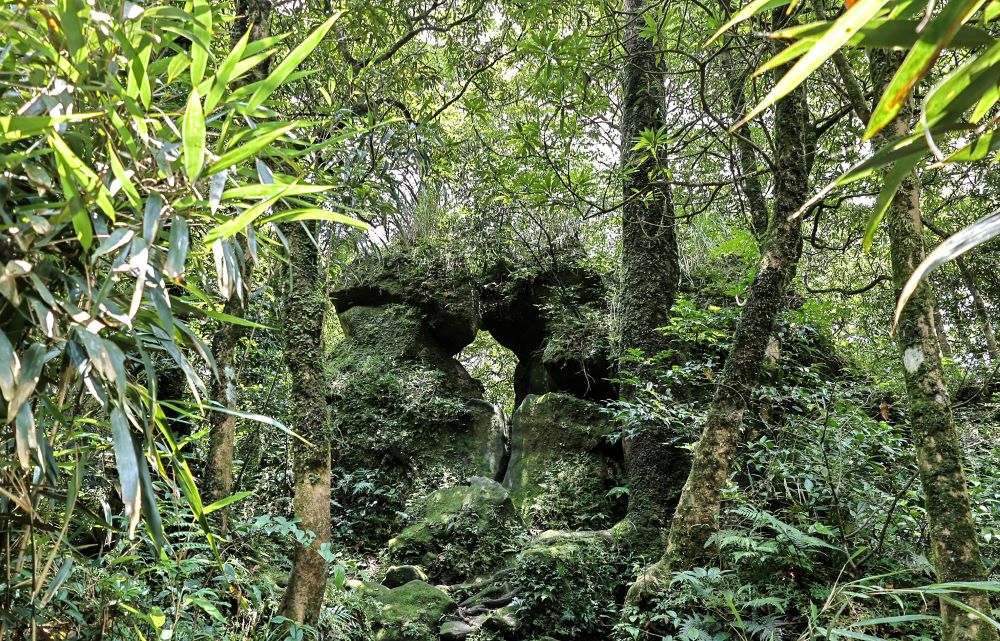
[[508, 531, 623, 640], [388, 477, 526, 583], [371, 579, 457, 641], [382, 565, 429, 588], [332, 249, 479, 355], [502, 393, 624, 528], [329, 299, 506, 553]]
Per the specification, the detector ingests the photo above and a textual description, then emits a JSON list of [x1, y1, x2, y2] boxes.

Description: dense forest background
[[3, 0, 1000, 639]]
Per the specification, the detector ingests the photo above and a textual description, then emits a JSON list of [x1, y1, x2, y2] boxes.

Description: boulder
[[502, 393, 624, 528], [332, 251, 479, 355], [508, 531, 622, 640], [439, 620, 475, 640], [382, 565, 428, 588], [388, 477, 525, 583], [372, 579, 457, 641]]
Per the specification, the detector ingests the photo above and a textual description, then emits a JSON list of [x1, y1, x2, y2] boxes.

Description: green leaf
[[190, 0, 212, 86], [111, 407, 142, 538], [72, 210, 94, 251], [243, 12, 343, 112], [221, 183, 333, 200], [0, 114, 100, 142], [849, 614, 937, 626], [205, 123, 298, 175], [173, 300, 272, 329], [40, 558, 74, 607], [0, 331, 16, 403], [259, 207, 368, 229], [204, 29, 250, 114], [706, 0, 793, 46], [203, 491, 253, 514], [182, 87, 206, 181], [736, 0, 893, 129], [865, 0, 991, 138], [164, 216, 190, 280], [8, 343, 47, 423], [203, 183, 294, 243], [862, 153, 921, 251]]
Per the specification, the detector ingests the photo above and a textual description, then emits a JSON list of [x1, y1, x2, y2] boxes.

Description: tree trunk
[[617, 0, 684, 550], [869, 49, 997, 641], [626, 54, 811, 605], [205, 296, 242, 530], [204, 0, 272, 529], [279, 221, 331, 625], [716, 2, 769, 239], [662, 71, 809, 572]]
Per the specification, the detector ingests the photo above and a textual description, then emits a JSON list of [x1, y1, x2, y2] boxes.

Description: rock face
[[479, 261, 616, 404], [503, 393, 625, 529], [388, 477, 525, 583], [329, 247, 623, 548], [371, 579, 456, 641]]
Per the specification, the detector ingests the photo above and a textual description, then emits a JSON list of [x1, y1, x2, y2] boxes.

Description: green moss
[[372, 580, 456, 641], [504, 393, 622, 528], [509, 532, 624, 640], [388, 478, 525, 583]]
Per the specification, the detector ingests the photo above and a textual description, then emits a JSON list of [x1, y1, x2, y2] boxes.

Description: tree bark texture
[[204, 0, 272, 528], [869, 49, 997, 641], [279, 221, 332, 625], [618, 0, 685, 545], [660, 71, 810, 573]]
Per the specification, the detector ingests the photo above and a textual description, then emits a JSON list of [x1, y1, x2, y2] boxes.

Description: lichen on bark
[[869, 49, 998, 641], [279, 220, 332, 625], [617, 0, 684, 548]]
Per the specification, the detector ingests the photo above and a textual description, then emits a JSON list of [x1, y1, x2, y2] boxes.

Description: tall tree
[[869, 49, 998, 641], [278, 221, 332, 624], [627, 46, 812, 604], [204, 0, 273, 529], [617, 0, 685, 548]]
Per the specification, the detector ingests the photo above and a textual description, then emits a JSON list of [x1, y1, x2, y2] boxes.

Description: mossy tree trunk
[[626, 56, 811, 607], [279, 221, 332, 625], [618, 0, 684, 547], [717, 1, 768, 240], [660, 71, 810, 572], [870, 49, 997, 641], [204, 0, 272, 529]]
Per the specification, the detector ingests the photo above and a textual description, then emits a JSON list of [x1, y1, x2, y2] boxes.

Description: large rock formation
[[387, 477, 525, 583], [502, 393, 625, 529], [328, 247, 624, 551]]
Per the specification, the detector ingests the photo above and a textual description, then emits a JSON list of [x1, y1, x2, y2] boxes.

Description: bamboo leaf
[[706, 0, 793, 46], [260, 207, 368, 229], [182, 87, 206, 181], [736, 0, 893, 129], [181, 87, 205, 182], [204, 491, 253, 514], [204, 184, 294, 243], [244, 13, 343, 112], [866, 0, 991, 138], [862, 153, 921, 251], [111, 407, 142, 539], [205, 30, 250, 114], [164, 216, 190, 280], [190, 0, 212, 86], [205, 123, 298, 175]]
